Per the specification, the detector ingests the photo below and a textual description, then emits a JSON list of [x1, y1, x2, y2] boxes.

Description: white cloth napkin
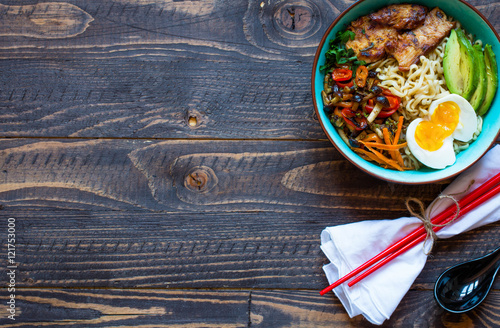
[[320, 145, 500, 325]]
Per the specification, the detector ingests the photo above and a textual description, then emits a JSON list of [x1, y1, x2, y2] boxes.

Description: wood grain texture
[[0, 0, 343, 139], [0, 2, 93, 39], [0, 55, 326, 139], [0, 289, 250, 327], [251, 290, 500, 328], [1, 211, 498, 289], [0, 0, 494, 139], [0, 288, 498, 327], [0, 138, 447, 212], [0, 0, 499, 326]]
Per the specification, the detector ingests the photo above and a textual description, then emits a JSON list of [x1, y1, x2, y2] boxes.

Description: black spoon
[[434, 246, 500, 313]]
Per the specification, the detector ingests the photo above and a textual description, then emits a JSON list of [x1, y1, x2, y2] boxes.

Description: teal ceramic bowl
[[312, 0, 500, 184]]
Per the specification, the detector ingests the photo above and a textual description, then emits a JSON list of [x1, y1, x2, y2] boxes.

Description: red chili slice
[[364, 99, 374, 113], [376, 107, 398, 118], [384, 95, 400, 111], [341, 108, 367, 131], [341, 107, 356, 118], [355, 65, 368, 88], [332, 68, 353, 82], [336, 80, 354, 88], [382, 88, 393, 96], [364, 96, 400, 116], [343, 116, 368, 131]]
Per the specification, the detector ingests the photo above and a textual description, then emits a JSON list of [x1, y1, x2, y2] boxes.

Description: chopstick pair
[[320, 171, 500, 296]]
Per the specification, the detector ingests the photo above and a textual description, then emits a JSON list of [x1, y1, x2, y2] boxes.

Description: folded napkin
[[320, 145, 500, 325]]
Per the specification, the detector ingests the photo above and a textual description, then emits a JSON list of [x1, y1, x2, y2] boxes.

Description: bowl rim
[[311, 0, 500, 184]]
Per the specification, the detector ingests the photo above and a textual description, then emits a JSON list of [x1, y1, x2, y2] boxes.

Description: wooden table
[[0, 0, 498, 327]]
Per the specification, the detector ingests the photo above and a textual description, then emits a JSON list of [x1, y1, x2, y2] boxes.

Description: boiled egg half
[[406, 94, 477, 169]]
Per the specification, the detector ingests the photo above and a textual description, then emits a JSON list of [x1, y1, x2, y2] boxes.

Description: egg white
[[428, 94, 477, 142], [406, 118, 456, 169], [407, 94, 478, 169]]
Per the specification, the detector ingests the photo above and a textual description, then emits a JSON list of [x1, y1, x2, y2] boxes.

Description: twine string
[[405, 196, 461, 254], [404, 180, 475, 255]]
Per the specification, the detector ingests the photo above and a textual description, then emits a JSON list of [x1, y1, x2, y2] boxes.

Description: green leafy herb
[[339, 30, 356, 43], [319, 30, 365, 73]]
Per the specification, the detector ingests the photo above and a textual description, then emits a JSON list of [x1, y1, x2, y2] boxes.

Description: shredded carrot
[[382, 127, 400, 165], [393, 117, 405, 167], [382, 128, 392, 145], [361, 143, 404, 171], [359, 140, 407, 150], [353, 149, 373, 161], [394, 149, 405, 167], [393, 116, 404, 145], [354, 148, 411, 170], [356, 117, 408, 171], [361, 133, 383, 143], [396, 153, 404, 166], [354, 148, 390, 166]]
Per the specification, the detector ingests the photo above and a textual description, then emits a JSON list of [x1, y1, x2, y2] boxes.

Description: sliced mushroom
[[353, 93, 363, 103], [371, 86, 383, 95], [367, 103, 383, 123], [375, 95, 390, 108], [362, 93, 376, 102]]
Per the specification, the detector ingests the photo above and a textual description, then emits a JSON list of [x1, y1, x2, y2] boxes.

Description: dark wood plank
[[0, 0, 345, 139], [0, 0, 346, 58], [0, 139, 496, 290], [0, 288, 250, 327], [2, 211, 498, 289], [251, 289, 500, 328], [0, 57, 326, 139], [0, 0, 496, 139], [0, 138, 448, 212], [0, 288, 498, 327]]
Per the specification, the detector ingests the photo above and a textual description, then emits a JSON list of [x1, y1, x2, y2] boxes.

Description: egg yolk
[[415, 101, 460, 151]]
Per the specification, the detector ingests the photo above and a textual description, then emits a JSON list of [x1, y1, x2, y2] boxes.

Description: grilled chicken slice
[[345, 16, 398, 64], [369, 4, 427, 30], [387, 7, 455, 70]]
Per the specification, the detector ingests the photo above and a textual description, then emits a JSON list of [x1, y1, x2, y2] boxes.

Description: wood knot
[[276, 4, 313, 33], [184, 166, 218, 193], [243, 0, 338, 55], [271, 0, 321, 40]]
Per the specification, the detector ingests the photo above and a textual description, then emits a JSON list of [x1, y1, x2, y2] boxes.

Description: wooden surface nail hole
[[188, 116, 198, 127]]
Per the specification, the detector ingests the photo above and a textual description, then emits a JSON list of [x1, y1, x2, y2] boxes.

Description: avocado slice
[[443, 29, 478, 100], [477, 44, 498, 116], [469, 44, 487, 111], [456, 29, 479, 100], [443, 30, 462, 95]]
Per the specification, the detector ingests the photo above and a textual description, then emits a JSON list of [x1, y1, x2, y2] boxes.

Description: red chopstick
[[320, 171, 500, 295], [347, 181, 500, 287]]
